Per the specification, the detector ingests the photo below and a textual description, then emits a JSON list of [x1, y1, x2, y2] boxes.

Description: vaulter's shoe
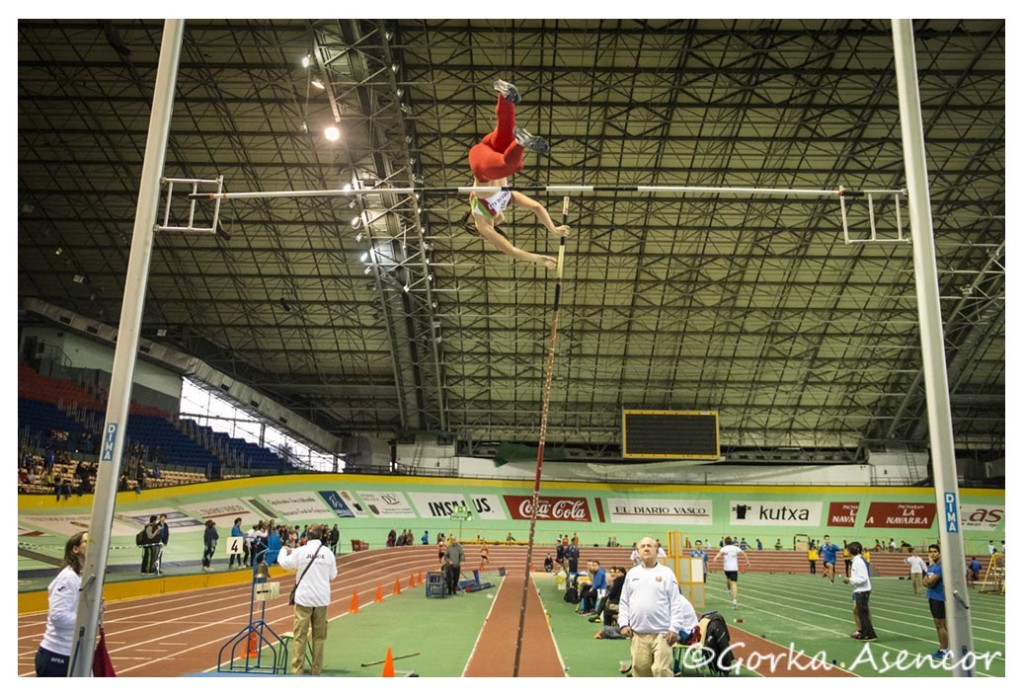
[[492, 79, 521, 104], [514, 126, 551, 155]]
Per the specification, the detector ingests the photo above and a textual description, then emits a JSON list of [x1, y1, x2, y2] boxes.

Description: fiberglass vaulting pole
[[891, 19, 975, 676], [512, 197, 570, 677], [68, 19, 185, 677]]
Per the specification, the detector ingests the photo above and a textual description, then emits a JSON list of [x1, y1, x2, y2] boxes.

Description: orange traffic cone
[[408, 574, 416, 588], [245, 631, 259, 657], [382, 647, 395, 677], [375, 584, 384, 602], [394, 578, 402, 595], [350, 591, 359, 613], [418, 571, 424, 584]]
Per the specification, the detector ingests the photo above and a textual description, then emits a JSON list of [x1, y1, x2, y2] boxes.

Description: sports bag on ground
[[701, 611, 733, 676]]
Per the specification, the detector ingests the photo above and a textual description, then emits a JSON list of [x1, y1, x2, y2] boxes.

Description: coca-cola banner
[[864, 502, 936, 529], [504, 495, 592, 522], [606, 497, 713, 525], [827, 502, 860, 527]]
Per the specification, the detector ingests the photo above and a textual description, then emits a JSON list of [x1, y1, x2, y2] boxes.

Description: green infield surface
[[235, 569, 1003, 678]]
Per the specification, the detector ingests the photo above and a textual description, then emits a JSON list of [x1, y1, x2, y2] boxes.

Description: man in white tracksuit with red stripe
[[618, 536, 699, 676]]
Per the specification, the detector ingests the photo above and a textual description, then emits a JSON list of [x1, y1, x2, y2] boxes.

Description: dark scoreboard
[[622, 410, 720, 459]]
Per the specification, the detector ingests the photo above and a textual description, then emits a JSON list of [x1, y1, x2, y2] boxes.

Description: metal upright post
[[892, 19, 975, 675], [68, 20, 185, 676]]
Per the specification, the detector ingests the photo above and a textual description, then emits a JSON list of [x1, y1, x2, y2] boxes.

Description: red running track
[[18, 545, 519, 677]]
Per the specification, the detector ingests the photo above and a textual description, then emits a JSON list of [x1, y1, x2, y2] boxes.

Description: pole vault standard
[[511, 197, 570, 678], [68, 19, 186, 677], [892, 19, 975, 675]]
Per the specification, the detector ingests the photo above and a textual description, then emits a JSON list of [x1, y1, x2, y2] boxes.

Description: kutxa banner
[[504, 495, 592, 522]]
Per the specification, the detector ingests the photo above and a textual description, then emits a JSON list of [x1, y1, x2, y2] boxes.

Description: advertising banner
[[116, 509, 204, 531], [407, 492, 470, 519], [466, 494, 507, 520], [259, 492, 334, 521], [503, 495, 592, 522], [358, 491, 417, 518], [318, 491, 360, 519], [863, 502, 936, 529], [827, 502, 861, 527], [959, 503, 1004, 531], [606, 497, 713, 525], [23, 513, 139, 538], [729, 501, 823, 526], [180, 499, 257, 522]]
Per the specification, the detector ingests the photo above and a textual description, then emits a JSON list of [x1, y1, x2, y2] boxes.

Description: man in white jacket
[[843, 541, 878, 641], [618, 537, 699, 676], [278, 524, 338, 675]]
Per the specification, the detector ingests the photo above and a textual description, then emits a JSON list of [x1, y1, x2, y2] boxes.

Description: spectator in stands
[[151, 464, 162, 479], [387, 529, 397, 547], [35, 531, 92, 677], [201, 520, 219, 571], [229, 517, 244, 569], [140, 516, 161, 574], [53, 474, 69, 502]]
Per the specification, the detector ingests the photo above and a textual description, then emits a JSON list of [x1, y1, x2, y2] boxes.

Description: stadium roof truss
[[17, 19, 1005, 460]]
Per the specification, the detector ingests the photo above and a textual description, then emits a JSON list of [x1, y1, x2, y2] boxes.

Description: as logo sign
[[960, 504, 1004, 530]]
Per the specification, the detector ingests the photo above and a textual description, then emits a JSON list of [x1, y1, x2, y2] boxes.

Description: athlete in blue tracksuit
[[925, 544, 949, 659], [819, 534, 842, 583]]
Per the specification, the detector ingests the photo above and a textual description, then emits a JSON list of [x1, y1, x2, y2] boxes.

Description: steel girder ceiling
[[18, 19, 1004, 457]]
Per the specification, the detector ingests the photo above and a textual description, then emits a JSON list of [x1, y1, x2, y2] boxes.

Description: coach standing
[[444, 535, 465, 595], [618, 536, 698, 677], [278, 525, 337, 675]]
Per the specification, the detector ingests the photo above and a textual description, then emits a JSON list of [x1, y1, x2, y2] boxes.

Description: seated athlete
[[466, 79, 570, 270]]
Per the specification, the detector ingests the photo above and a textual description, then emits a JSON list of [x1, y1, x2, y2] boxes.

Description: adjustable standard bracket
[[839, 187, 911, 245], [157, 176, 224, 234]]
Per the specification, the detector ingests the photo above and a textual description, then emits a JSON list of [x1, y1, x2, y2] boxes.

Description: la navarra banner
[[864, 502, 936, 529]]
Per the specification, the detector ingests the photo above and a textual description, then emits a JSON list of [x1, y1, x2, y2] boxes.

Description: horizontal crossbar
[[194, 184, 905, 201]]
